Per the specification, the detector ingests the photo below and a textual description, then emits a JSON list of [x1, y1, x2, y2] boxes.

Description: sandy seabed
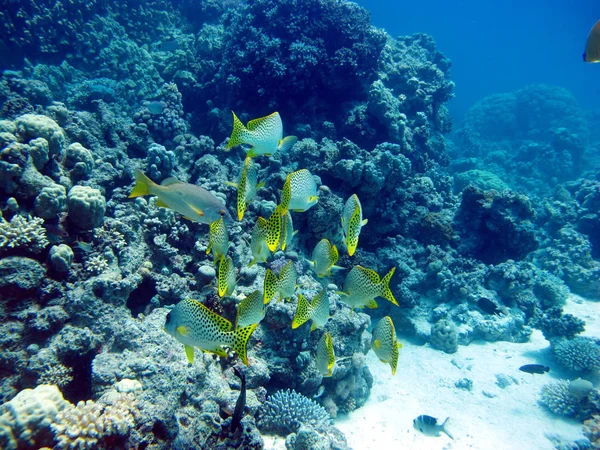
[[265, 295, 599, 450]]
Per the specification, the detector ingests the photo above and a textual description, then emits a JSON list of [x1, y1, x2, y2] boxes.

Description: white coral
[[0, 214, 49, 252], [84, 255, 108, 274], [51, 392, 138, 449]]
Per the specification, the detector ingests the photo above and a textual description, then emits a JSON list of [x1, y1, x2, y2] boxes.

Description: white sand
[[266, 295, 599, 450]]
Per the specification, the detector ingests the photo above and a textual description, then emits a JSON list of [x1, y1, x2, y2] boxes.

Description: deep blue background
[[357, 0, 600, 122]]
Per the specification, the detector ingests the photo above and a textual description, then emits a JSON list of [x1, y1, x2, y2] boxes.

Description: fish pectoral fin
[[366, 299, 378, 309], [361, 218, 368, 226], [225, 181, 238, 188], [336, 291, 348, 296], [184, 201, 204, 217], [309, 195, 319, 202], [256, 181, 266, 189], [155, 199, 168, 208], [184, 345, 195, 364], [176, 326, 189, 336], [373, 339, 381, 350], [205, 347, 228, 358]]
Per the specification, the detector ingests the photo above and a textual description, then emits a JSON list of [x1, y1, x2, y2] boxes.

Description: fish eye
[[220, 210, 226, 217]]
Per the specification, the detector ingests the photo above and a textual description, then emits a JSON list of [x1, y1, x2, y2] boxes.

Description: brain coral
[[14, 114, 65, 156], [67, 185, 106, 230], [0, 385, 69, 450]]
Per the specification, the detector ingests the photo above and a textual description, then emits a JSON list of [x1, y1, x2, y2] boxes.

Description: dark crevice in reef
[[127, 278, 157, 318], [62, 351, 95, 404]]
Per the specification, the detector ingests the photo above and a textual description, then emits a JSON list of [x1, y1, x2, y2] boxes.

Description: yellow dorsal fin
[[247, 112, 277, 131], [366, 299, 378, 309], [226, 111, 248, 150]]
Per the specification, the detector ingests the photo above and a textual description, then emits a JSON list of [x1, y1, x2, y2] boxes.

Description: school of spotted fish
[[132, 111, 401, 376]]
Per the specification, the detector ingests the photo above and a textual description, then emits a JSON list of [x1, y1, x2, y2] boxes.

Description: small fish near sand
[[129, 170, 233, 225], [519, 364, 550, 375], [371, 316, 402, 375], [413, 415, 454, 439]]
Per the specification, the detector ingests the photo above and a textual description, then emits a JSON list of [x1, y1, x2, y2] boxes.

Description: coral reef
[[0, 1, 597, 448], [259, 389, 331, 435], [552, 337, 600, 372]]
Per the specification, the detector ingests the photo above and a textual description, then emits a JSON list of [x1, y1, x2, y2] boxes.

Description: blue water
[[358, 0, 600, 120]]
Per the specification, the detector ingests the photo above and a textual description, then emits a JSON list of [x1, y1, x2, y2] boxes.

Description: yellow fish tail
[[279, 176, 291, 215], [291, 294, 311, 329], [129, 170, 156, 198], [346, 205, 362, 256], [237, 195, 247, 221], [263, 269, 279, 304], [391, 340, 400, 376], [233, 323, 258, 365], [380, 267, 398, 306], [226, 111, 248, 150], [265, 207, 282, 252]]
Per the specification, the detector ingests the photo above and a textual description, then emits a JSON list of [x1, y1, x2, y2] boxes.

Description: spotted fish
[[249, 217, 271, 266], [371, 316, 402, 375], [279, 209, 296, 251], [164, 298, 257, 365], [279, 169, 319, 214], [316, 332, 335, 377], [129, 170, 233, 225], [236, 290, 265, 328], [291, 290, 330, 331], [341, 194, 367, 256], [306, 239, 343, 278], [264, 260, 298, 303], [228, 156, 265, 221], [226, 111, 298, 158], [218, 256, 237, 297], [206, 217, 229, 263], [337, 266, 398, 310]]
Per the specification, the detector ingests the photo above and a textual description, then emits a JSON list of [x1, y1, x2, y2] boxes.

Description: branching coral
[[0, 214, 49, 252], [552, 337, 600, 372], [51, 391, 138, 449], [259, 389, 331, 436]]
